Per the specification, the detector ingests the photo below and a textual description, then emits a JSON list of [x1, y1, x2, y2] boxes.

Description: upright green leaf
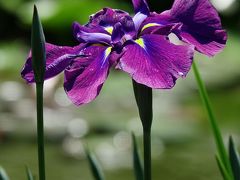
[[229, 136, 240, 180], [31, 5, 46, 84], [32, 5, 46, 180], [192, 61, 233, 179], [0, 166, 9, 180], [85, 149, 105, 180], [26, 167, 34, 180], [132, 133, 144, 180], [216, 155, 232, 180]]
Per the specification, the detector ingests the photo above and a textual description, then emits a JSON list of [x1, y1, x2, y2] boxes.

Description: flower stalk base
[[36, 83, 46, 180]]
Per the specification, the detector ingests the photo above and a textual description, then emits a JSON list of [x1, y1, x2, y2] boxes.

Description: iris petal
[[64, 45, 112, 106], [139, 12, 183, 36], [76, 31, 111, 44], [72, 22, 107, 36], [87, 8, 131, 29], [143, 0, 227, 56], [118, 34, 194, 89], [112, 22, 125, 44], [133, 12, 148, 32], [21, 43, 85, 83], [169, 0, 227, 56], [72, 22, 111, 44]]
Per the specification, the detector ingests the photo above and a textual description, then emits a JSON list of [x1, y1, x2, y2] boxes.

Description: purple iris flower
[[21, 8, 135, 105], [21, 0, 226, 106]]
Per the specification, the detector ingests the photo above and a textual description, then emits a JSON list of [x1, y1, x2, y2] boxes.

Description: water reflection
[[62, 137, 85, 159], [0, 81, 24, 102], [113, 131, 131, 151], [67, 118, 89, 138], [96, 141, 131, 170], [54, 87, 72, 107]]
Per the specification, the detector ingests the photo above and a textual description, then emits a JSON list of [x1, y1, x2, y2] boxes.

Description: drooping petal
[[170, 0, 221, 29], [21, 43, 85, 83], [132, 0, 150, 15], [170, 0, 227, 56], [177, 28, 227, 56], [118, 34, 194, 89], [143, 0, 227, 56], [64, 45, 113, 106]]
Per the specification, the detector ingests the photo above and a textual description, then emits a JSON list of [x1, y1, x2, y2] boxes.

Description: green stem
[[143, 130, 151, 180], [192, 61, 233, 178], [132, 80, 152, 180], [36, 83, 45, 180]]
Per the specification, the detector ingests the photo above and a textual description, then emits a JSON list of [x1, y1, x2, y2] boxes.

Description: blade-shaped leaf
[[85, 149, 105, 180], [31, 5, 46, 83], [0, 166, 9, 180], [32, 7, 46, 180], [192, 62, 233, 178], [26, 167, 34, 180], [132, 133, 143, 180], [216, 154, 232, 180], [229, 136, 240, 180]]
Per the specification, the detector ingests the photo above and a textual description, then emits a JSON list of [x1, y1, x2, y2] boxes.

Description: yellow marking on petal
[[104, 47, 112, 59], [101, 47, 112, 67], [105, 47, 112, 56], [105, 26, 113, 34], [141, 23, 161, 32], [135, 38, 145, 48]]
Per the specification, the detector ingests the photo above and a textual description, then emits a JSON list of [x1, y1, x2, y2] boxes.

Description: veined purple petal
[[132, 0, 150, 15], [21, 43, 85, 83], [157, 0, 227, 56], [170, 0, 227, 56], [118, 34, 194, 89], [64, 45, 113, 106]]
